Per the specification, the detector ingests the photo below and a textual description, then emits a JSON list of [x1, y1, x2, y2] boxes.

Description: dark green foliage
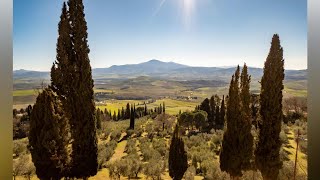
[[13, 108, 18, 118], [50, 0, 98, 177], [178, 111, 208, 131], [169, 125, 188, 180], [117, 109, 121, 120], [26, 105, 32, 121], [121, 107, 125, 120], [215, 106, 220, 128], [29, 88, 70, 179], [144, 104, 148, 116], [239, 64, 254, 170], [255, 34, 284, 180], [199, 98, 211, 120], [251, 94, 259, 128], [217, 95, 225, 129], [129, 105, 135, 129], [163, 102, 166, 114], [209, 96, 216, 128], [113, 111, 117, 121], [220, 64, 254, 178], [125, 103, 130, 119]]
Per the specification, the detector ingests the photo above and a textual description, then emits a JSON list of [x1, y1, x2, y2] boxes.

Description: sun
[[153, 0, 197, 28], [181, 0, 196, 28]]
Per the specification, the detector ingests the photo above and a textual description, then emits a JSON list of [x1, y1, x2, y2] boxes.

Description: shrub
[[143, 159, 165, 180], [110, 130, 121, 141], [280, 130, 288, 144], [152, 138, 167, 156], [183, 166, 196, 180], [13, 139, 28, 158], [125, 139, 137, 154]]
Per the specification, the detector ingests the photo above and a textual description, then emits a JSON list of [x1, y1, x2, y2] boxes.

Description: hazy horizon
[[13, 59, 308, 72], [14, 0, 307, 71]]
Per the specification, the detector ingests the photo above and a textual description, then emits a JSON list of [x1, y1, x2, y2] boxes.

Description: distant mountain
[[13, 59, 307, 81], [13, 69, 50, 80], [93, 59, 188, 76]]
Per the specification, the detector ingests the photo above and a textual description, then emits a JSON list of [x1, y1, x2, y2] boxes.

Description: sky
[[13, 0, 307, 71]]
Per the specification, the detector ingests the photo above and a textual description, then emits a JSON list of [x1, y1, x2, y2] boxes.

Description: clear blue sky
[[13, 0, 307, 71]]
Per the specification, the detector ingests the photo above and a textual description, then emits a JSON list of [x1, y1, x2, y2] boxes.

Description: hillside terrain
[[13, 60, 307, 109]]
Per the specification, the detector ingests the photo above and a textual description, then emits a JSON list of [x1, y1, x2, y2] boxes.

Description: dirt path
[[283, 129, 308, 176], [109, 140, 128, 162]]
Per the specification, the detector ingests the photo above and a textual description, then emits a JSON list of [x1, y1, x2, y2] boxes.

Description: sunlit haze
[[14, 0, 307, 71]]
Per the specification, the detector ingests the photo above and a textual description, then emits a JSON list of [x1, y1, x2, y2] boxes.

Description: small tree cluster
[[196, 95, 225, 130], [220, 64, 254, 178]]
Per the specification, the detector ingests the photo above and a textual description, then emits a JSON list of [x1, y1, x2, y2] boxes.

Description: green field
[[13, 89, 40, 97]]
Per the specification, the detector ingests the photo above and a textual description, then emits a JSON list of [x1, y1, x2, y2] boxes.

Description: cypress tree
[[220, 64, 254, 178], [169, 124, 188, 180], [117, 109, 121, 120], [255, 34, 284, 180], [239, 63, 254, 171], [209, 95, 216, 129], [29, 88, 70, 180], [113, 111, 117, 121], [125, 103, 130, 119], [220, 66, 242, 178], [144, 104, 147, 116], [199, 98, 211, 120], [121, 107, 125, 119], [50, 1, 98, 178], [130, 106, 134, 129], [67, 0, 98, 177], [215, 105, 220, 129], [218, 95, 226, 129], [51, 2, 73, 98], [163, 102, 166, 114]]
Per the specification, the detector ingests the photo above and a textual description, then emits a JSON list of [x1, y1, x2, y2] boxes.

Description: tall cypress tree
[[220, 66, 242, 178], [144, 104, 147, 116], [51, 2, 73, 98], [209, 95, 216, 129], [66, 0, 98, 177], [169, 124, 188, 180], [121, 107, 125, 119], [125, 103, 130, 119], [130, 106, 134, 129], [239, 63, 254, 171], [163, 102, 166, 114], [218, 95, 226, 129], [255, 34, 284, 180], [117, 109, 121, 120], [29, 88, 70, 180], [215, 105, 220, 128]]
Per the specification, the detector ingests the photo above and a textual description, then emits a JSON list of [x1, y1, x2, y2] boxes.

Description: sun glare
[[181, 0, 196, 28]]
